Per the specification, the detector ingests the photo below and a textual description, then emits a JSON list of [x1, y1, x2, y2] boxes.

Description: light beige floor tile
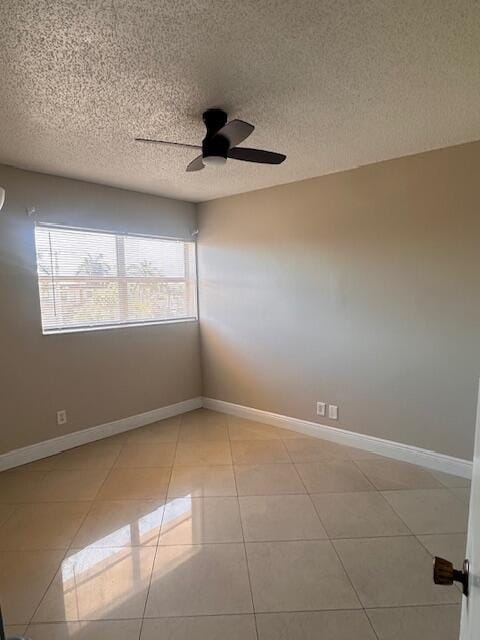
[[179, 423, 229, 442], [168, 465, 236, 498], [354, 459, 442, 490], [341, 446, 384, 460], [295, 461, 374, 493], [159, 496, 242, 545], [96, 468, 170, 501], [34, 546, 156, 621], [53, 443, 121, 470], [0, 470, 47, 503], [0, 550, 64, 624], [367, 605, 461, 640], [175, 442, 232, 466], [145, 543, 252, 617], [382, 489, 469, 534], [98, 432, 132, 446], [126, 419, 180, 444], [228, 417, 284, 441], [239, 495, 327, 541], [430, 469, 471, 488], [283, 438, 352, 462], [450, 487, 471, 504], [235, 464, 305, 496], [148, 416, 182, 428], [275, 427, 308, 440], [179, 410, 227, 442], [15, 456, 60, 472], [232, 440, 290, 464], [256, 610, 377, 640], [0, 504, 15, 527], [179, 422, 230, 441], [311, 492, 410, 538], [246, 540, 360, 612], [181, 409, 227, 427], [5, 626, 27, 637], [36, 469, 109, 502], [417, 533, 468, 569], [26, 620, 143, 640], [180, 410, 228, 442], [114, 443, 176, 468], [0, 502, 91, 550], [71, 500, 165, 548], [334, 536, 461, 607], [141, 615, 256, 640]]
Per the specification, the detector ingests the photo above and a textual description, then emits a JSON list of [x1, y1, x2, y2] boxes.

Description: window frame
[[34, 222, 199, 335]]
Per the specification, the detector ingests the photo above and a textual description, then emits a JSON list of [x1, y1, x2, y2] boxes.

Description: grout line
[[328, 535, 381, 640], [350, 458, 449, 491], [0, 504, 18, 534], [363, 609, 383, 640], [138, 537, 160, 639], [38, 529, 461, 550], [288, 454, 383, 636], [372, 491, 435, 540], [228, 414, 259, 640], [22, 601, 462, 626], [138, 417, 181, 640], [292, 453, 380, 639], [24, 450, 126, 628], [65, 501, 97, 552], [89, 445, 125, 501], [26, 539, 77, 628]]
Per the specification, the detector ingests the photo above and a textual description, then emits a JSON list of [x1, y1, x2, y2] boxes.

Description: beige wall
[[198, 142, 480, 460], [0, 165, 201, 454]]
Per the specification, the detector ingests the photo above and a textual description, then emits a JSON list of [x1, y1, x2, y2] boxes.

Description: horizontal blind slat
[[35, 224, 197, 333]]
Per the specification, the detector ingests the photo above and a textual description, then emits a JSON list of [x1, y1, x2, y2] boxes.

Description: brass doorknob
[[433, 556, 469, 597]]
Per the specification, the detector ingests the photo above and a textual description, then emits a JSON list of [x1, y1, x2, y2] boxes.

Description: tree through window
[[34, 223, 197, 333]]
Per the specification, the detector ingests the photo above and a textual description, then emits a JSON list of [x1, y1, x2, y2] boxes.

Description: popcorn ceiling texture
[[0, 0, 479, 202]]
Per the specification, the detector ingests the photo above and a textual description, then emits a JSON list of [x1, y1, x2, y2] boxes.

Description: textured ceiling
[[1, 1, 479, 202]]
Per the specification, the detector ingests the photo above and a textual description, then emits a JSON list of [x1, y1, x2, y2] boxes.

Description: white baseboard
[[0, 397, 202, 472], [203, 397, 473, 479], [2, 395, 472, 479]]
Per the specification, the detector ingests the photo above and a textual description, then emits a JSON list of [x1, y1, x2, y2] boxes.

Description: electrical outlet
[[57, 409, 67, 425], [328, 404, 338, 420], [316, 401, 326, 416]]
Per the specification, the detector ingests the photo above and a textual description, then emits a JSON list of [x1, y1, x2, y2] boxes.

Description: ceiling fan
[[135, 108, 286, 172]]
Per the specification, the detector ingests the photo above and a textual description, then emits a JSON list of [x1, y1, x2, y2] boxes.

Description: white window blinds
[[34, 223, 197, 334]]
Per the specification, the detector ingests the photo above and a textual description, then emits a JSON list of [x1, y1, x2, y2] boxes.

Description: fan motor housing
[[202, 133, 229, 161], [202, 109, 229, 162]]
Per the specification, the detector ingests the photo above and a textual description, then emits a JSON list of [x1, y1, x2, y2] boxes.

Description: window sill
[[42, 317, 199, 336]]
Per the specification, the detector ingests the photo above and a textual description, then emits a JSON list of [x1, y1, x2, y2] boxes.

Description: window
[[34, 223, 197, 334]]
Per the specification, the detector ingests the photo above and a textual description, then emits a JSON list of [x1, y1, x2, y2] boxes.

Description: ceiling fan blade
[[228, 147, 286, 164], [186, 155, 205, 172], [135, 138, 201, 149], [215, 120, 254, 147]]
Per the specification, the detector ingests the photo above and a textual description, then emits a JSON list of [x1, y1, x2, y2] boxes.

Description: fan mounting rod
[[203, 108, 228, 136]]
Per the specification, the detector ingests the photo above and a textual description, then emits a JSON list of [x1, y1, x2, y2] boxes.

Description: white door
[[460, 380, 480, 639]]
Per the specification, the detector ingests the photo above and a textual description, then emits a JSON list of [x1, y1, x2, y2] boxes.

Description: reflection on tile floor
[[0, 409, 469, 639]]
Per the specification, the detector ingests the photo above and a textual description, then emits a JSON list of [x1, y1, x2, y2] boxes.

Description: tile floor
[[0, 409, 470, 639]]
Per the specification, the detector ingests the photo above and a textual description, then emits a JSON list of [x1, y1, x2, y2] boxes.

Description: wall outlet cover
[[316, 401, 326, 416], [328, 404, 338, 420]]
